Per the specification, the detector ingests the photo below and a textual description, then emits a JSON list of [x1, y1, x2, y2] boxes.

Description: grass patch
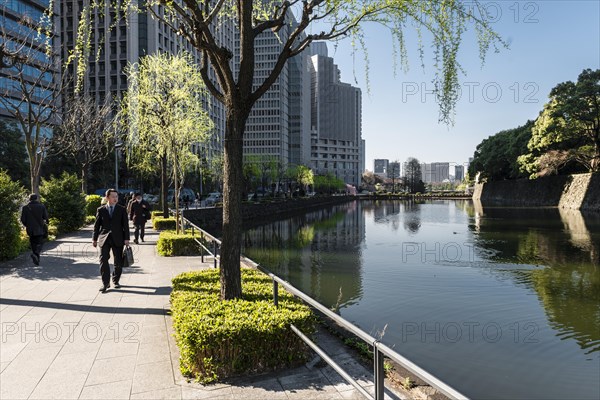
[[171, 268, 316, 383]]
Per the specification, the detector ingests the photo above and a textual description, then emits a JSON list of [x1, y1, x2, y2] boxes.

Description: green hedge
[[157, 230, 200, 256], [171, 269, 315, 383], [153, 216, 176, 230], [151, 210, 168, 219], [40, 172, 86, 234], [0, 170, 26, 261], [85, 215, 96, 225], [85, 194, 102, 216]]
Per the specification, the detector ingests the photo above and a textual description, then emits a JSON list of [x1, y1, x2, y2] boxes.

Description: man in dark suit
[[129, 193, 151, 244], [20, 193, 48, 266], [93, 188, 130, 292]]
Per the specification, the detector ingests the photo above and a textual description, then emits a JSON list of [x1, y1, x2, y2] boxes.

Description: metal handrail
[[250, 260, 469, 400], [177, 213, 468, 400]]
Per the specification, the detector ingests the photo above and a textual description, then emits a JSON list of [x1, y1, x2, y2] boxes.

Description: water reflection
[[470, 203, 600, 354], [242, 200, 600, 398], [243, 202, 365, 308]]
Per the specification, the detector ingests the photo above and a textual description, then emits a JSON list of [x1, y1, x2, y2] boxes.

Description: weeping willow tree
[[72, 0, 504, 300], [120, 53, 213, 232]]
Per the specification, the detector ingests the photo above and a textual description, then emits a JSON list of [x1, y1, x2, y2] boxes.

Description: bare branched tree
[[53, 94, 115, 193], [0, 11, 60, 193]]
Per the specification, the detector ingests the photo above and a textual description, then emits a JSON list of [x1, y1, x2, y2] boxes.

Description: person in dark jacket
[[93, 189, 130, 292], [20, 193, 48, 266], [129, 193, 151, 244]]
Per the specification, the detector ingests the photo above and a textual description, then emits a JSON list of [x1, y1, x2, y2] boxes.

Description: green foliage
[[85, 215, 96, 225], [313, 174, 345, 193], [157, 230, 200, 256], [0, 120, 28, 186], [151, 210, 166, 220], [0, 170, 26, 260], [171, 269, 315, 383], [40, 172, 86, 234], [518, 69, 600, 177], [469, 121, 533, 181], [152, 216, 176, 231], [85, 194, 102, 216], [122, 53, 212, 232]]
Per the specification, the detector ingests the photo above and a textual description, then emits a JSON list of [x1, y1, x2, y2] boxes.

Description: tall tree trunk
[[30, 152, 42, 194], [161, 153, 168, 218], [81, 165, 88, 194], [174, 151, 180, 234], [220, 109, 248, 300]]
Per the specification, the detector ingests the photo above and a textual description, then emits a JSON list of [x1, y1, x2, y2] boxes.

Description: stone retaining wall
[[473, 173, 600, 211], [183, 196, 354, 235]]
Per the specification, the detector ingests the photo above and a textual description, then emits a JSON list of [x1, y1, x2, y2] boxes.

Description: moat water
[[242, 199, 600, 399]]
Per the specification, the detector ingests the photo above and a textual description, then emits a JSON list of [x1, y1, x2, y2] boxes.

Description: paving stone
[[96, 337, 140, 359], [85, 355, 137, 386], [181, 386, 234, 400], [28, 350, 96, 399], [0, 345, 62, 399], [131, 360, 175, 394], [79, 379, 132, 400], [137, 341, 171, 365], [130, 386, 182, 400]]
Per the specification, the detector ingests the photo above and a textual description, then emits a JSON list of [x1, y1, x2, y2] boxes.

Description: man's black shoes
[[31, 254, 39, 266], [133, 239, 139, 244], [113, 282, 121, 289], [99, 285, 109, 293]]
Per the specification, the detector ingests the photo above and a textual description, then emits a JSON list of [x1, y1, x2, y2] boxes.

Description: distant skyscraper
[[454, 165, 465, 182], [421, 162, 450, 183], [374, 159, 389, 178], [309, 43, 363, 187], [388, 161, 401, 179]]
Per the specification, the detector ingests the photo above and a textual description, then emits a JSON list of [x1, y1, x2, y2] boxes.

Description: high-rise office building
[[374, 159, 389, 178], [60, 3, 231, 160], [309, 42, 363, 187], [454, 165, 465, 182], [1, 0, 60, 132], [238, 18, 312, 169], [421, 162, 450, 183]]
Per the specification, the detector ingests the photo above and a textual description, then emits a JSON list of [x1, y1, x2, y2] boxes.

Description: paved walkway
[[0, 225, 403, 400]]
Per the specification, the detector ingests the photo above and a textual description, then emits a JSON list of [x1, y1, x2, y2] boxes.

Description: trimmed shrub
[[153, 216, 176, 230], [85, 215, 96, 225], [157, 230, 199, 256], [85, 194, 102, 216], [40, 172, 86, 234], [171, 269, 315, 383], [0, 170, 26, 260], [151, 210, 168, 220]]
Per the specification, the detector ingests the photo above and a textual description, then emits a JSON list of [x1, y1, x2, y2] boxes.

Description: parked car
[[205, 192, 222, 206], [168, 188, 196, 203]]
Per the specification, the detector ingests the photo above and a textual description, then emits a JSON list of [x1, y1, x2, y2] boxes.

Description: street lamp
[[114, 142, 123, 191]]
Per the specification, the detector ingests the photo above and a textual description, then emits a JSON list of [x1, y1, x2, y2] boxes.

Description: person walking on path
[[129, 192, 151, 244], [93, 188, 130, 292], [20, 193, 48, 266]]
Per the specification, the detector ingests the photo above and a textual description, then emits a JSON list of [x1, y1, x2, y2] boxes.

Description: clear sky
[[310, 1, 600, 171]]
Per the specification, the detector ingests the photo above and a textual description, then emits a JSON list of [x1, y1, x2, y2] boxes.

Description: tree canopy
[[518, 69, 600, 177], [469, 121, 533, 181], [121, 53, 213, 230]]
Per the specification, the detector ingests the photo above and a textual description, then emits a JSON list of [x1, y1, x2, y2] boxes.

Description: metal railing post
[[200, 232, 204, 263], [273, 280, 279, 307], [213, 240, 218, 269], [374, 342, 385, 400]]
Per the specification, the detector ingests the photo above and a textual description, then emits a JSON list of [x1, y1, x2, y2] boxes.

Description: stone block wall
[[473, 173, 599, 211]]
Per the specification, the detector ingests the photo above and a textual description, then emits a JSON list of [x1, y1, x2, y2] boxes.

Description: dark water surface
[[242, 200, 600, 399]]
